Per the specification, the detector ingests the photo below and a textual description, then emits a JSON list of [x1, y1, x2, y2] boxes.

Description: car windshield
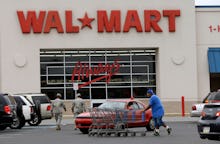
[[98, 101, 126, 110], [208, 92, 220, 100]]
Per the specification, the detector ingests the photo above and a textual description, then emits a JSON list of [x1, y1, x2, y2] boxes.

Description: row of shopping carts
[[88, 108, 146, 137]]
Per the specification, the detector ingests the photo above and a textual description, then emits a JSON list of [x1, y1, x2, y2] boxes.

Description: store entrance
[[210, 73, 220, 91]]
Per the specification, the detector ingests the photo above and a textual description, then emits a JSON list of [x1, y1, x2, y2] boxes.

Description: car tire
[[0, 125, 7, 131], [19, 117, 26, 128], [146, 118, 154, 131], [79, 128, 89, 134], [28, 114, 42, 126], [200, 134, 206, 139], [10, 116, 22, 129]]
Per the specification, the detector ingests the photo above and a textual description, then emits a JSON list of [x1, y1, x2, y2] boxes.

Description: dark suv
[[0, 93, 17, 131]]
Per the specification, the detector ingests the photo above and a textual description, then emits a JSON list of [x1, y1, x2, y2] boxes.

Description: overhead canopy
[[208, 48, 220, 73]]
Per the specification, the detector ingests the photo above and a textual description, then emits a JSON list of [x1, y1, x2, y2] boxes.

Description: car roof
[[106, 99, 145, 105], [107, 99, 133, 102], [14, 93, 46, 96], [12, 95, 33, 105]]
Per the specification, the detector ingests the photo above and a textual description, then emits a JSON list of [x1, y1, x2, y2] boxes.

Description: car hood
[[76, 112, 90, 118]]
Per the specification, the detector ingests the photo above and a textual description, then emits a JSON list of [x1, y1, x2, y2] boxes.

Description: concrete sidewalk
[[41, 116, 199, 125]]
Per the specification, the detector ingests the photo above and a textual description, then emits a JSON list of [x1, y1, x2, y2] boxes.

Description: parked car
[[0, 93, 18, 130], [197, 103, 220, 140], [75, 99, 154, 134], [191, 92, 220, 117], [15, 93, 52, 126], [11, 95, 36, 129]]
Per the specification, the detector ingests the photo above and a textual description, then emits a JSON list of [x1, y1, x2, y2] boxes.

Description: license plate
[[203, 127, 210, 134]]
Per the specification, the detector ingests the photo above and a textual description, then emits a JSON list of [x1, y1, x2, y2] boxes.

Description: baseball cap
[[147, 89, 154, 95], [76, 93, 81, 97], [56, 93, 62, 97]]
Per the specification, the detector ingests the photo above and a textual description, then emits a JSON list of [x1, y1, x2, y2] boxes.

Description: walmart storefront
[[1, 0, 219, 115]]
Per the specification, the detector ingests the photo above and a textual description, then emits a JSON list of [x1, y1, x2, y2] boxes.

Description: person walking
[[72, 93, 86, 130], [52, 93, 67, 130], [143, 89, 172, 136]]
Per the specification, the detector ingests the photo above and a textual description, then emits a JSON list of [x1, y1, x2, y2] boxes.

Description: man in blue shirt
[[144, 89, 171, 136]]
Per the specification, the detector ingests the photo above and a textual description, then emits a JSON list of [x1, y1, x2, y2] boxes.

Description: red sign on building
[[17, 9, 180, 33]]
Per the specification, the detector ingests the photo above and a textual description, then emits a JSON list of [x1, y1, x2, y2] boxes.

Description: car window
[[132, 102, 139, 110], [24, 97, 34, 105], [32, 96, 51, 104], [14, 97, 26, 105], [213, 92, 220, 100], [3, 95, 16, 105], [98, 101, 126, 110], [136, 102, 144, 109], [0, 95, 7, 105], [202, 92, 213, 103], [204, 104, 220, 115]]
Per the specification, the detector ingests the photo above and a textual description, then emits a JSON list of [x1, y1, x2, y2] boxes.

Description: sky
[[195, 0, 220, 5]]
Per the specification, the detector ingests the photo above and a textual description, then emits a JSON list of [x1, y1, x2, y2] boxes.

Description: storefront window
[[40, 49, 156, 100]]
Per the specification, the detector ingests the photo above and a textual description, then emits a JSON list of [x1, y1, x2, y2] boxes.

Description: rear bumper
[[0, 115, 13, 126], [197, 119, 220, 136], [75, 118, 92, 129], [190, 111, 201, 117]]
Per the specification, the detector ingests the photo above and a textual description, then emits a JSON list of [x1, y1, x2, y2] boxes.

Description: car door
[[20, 96, 32, 120], [126, 101, 145, 127], [131, 102, 145, 125]]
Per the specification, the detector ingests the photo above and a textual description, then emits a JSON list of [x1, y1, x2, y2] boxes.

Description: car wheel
[[146, 118, 154, 131], [19, 117, 26, 128], [10, 116, 21, 129], [0, 125, 7, 131], [79, 128, 89, 134], [28, 115, 42, 126], [200, 134, 206, 139]]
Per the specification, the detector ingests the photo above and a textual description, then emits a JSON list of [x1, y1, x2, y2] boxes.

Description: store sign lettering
[[71, 60, 120, 88], [17, 10, 180, 33], [209, 25, 220, 32]]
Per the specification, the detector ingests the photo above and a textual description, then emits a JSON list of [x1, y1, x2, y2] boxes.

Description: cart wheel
[[106, 132, 111, 136], [131, 132, 136, 136], [122, 132, 128, 137], [115, 132, 120, 137]]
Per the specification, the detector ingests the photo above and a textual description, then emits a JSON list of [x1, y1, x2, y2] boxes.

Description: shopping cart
[[88, 108, 146, 137]]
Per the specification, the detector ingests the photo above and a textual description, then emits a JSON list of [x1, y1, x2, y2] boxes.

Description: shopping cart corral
[[88, 108, 148, 137]]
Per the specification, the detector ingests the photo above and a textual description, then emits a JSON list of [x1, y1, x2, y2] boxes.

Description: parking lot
[[0, 117, 219, 144]]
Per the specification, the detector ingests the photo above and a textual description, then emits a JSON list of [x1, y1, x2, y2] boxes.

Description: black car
[[0, 93, 17, 131], [197, 103, 220, 140]]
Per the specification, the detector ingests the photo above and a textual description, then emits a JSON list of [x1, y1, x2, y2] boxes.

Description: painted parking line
[[0, 133, 23, 139], [23, 125, 56, 129]]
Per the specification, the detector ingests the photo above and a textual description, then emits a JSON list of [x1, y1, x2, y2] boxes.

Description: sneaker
[[153, 129, 160, 136], [167, 127, 172, 135]]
